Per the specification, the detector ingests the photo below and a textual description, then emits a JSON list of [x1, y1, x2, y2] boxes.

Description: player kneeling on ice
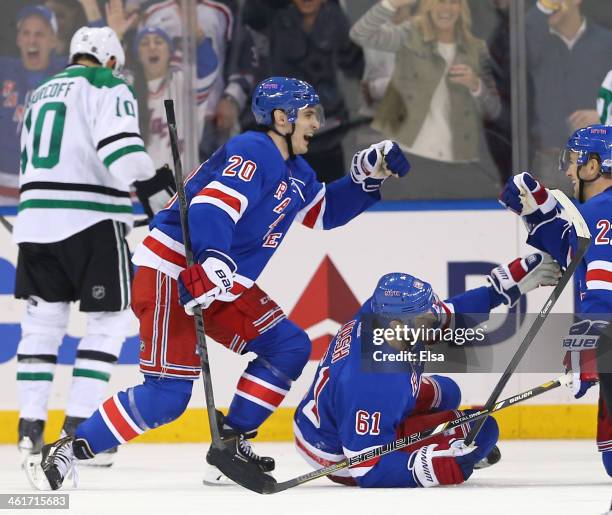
[[499, 124, 612, 478], [294, 260, 560, 488], [24, 76, 411, 491]]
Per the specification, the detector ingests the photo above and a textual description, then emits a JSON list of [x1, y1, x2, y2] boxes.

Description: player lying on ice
[[499, 124, 612, 478], [293, 259, 561, 488], [24, 75, 411, 491]]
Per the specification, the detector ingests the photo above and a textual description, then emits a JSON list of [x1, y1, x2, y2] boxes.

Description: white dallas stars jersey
[[14, 65, 155, 244], [598, 70, 612, 125]]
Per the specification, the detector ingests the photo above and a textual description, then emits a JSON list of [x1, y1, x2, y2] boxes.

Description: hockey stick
[[0, 214, 13, 233], [462, 189, 592, 446], [163, 100, 273, 493], [249, 374, 570, 494]]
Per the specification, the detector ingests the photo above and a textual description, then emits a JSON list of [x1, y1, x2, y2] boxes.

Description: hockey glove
[[178, 253, 236, 314], [562, 319, 606, 398], [350, 140, 410, 192], [499, 172, 560, 232], [134, 164, 177, 220], [487, 252, 561, 307], [409, 440, 477, 488]]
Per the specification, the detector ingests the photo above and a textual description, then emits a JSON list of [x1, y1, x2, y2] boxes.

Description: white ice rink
[[0, 441, 610, 515]]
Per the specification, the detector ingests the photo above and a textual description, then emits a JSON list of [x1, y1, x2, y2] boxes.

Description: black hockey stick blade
[[207, 446, 277, 494], [463, 190, 591, 446], [261, 375, 569, 494]]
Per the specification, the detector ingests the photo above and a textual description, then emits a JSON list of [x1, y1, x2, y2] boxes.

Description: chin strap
[[577, 166, 603, 203], [269, 124, 296, 159]]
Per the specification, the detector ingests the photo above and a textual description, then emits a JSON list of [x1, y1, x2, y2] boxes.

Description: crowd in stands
[[1, 0, 612, 205]]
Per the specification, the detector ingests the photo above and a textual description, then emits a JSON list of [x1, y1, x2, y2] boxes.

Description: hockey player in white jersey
[[598, 70, 612, 125], [13, 26, 175, 466]]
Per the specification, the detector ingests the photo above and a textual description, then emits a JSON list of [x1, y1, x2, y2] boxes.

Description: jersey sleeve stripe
[[97, 132, 143, 151], [343, 445, 381, 476], [586, 260, 612, 290], [191, 181, 248, 223], [102, 145, 147, 168]]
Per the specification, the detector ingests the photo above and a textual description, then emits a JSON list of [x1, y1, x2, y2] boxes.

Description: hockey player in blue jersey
[[499, 124, 612, 478], [294, 255, 561, 488], [24, 76, 411, 491]]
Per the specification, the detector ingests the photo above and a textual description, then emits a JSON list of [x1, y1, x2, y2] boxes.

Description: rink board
[[0, 202, 600, 442]]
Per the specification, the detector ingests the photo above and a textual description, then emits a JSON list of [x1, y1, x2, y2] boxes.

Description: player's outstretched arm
[[499, 172, 572, 265], [297, 140, 410, 230]]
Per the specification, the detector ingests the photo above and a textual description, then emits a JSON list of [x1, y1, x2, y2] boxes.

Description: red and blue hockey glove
[[409, 440, 477, 487], [350, 140, 410, 192], [178, 253, 235, 314], [562, 319, 605, 398], [499, 172, 560, 231], [487, 252, 561, 307]]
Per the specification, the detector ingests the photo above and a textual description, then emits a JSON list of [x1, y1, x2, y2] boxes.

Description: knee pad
[[603, 450, 612, 477], [128, 375, 193, 428], [19, 296, 70, 354], [428, 375, 461, 411], [79, 309, 136, 357], [253, 319, 311, 381], [248, 319, 311, 381]]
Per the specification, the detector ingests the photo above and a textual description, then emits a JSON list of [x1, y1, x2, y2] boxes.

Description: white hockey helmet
[[69, 27, 125, 70]]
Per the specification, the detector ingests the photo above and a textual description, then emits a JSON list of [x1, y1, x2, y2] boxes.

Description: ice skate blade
[[202, 465, 234, 486], [24, 456, 52, 491]]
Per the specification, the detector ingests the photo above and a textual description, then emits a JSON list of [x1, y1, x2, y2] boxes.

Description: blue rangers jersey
[[294, 286, 496, 488], [526, 187, 612, 316], [132, 130, 379, 298]]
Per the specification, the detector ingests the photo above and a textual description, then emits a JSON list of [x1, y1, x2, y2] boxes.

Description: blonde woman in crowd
[[350, 0, 501, 199]]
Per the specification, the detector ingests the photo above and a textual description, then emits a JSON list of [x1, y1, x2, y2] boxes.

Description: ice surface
[[0, 441, 610, 515]]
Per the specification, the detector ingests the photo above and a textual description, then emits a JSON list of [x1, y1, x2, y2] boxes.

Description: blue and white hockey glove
[[499, 172, 559, 232], [350, 140, 410, 192], [178, 253, 235, 314], [487, 252, 561, 307], [562, 319, 605, 399]]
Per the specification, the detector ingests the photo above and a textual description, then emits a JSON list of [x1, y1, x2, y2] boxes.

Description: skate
[[474, 445, 502, 470], [62, 416, 117, 467], [203, 410, 275, 486], [25, 436, 77, 491], [18, 418, 44, 462]]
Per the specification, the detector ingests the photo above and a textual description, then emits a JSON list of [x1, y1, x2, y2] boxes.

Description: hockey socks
[[226, 319, 310, 432], [75, 375, 193, 454]]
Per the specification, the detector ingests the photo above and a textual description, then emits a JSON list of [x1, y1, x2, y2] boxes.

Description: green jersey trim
[[38, 66, 136, 96], [103, 145, 147, 168], [19, 199, 134, 214]]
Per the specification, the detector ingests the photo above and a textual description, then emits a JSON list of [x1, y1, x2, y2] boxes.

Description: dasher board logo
[[289, 256, 360, 360]]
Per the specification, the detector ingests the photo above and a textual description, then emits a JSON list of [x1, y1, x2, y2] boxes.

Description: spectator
[[0, 6, 65, 205], [44, 1, 108, 55], [350, 0, 501, 200], [132, 26, 218, 168], [140, 0, 258, 162], [253, 0, 365, 183], [526, 0, 612, 192]]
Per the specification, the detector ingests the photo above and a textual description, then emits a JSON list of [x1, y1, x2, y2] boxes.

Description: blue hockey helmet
[[251, 76, 323, 126], [560, 124, 612, 174], [371, 273, 439, 316]]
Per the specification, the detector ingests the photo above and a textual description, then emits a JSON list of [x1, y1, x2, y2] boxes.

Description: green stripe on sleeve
[[103, 145, 146, 168], [73, 369, 111, 381], [19, 199, 133, 213], [17, 372, 53, 381]]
